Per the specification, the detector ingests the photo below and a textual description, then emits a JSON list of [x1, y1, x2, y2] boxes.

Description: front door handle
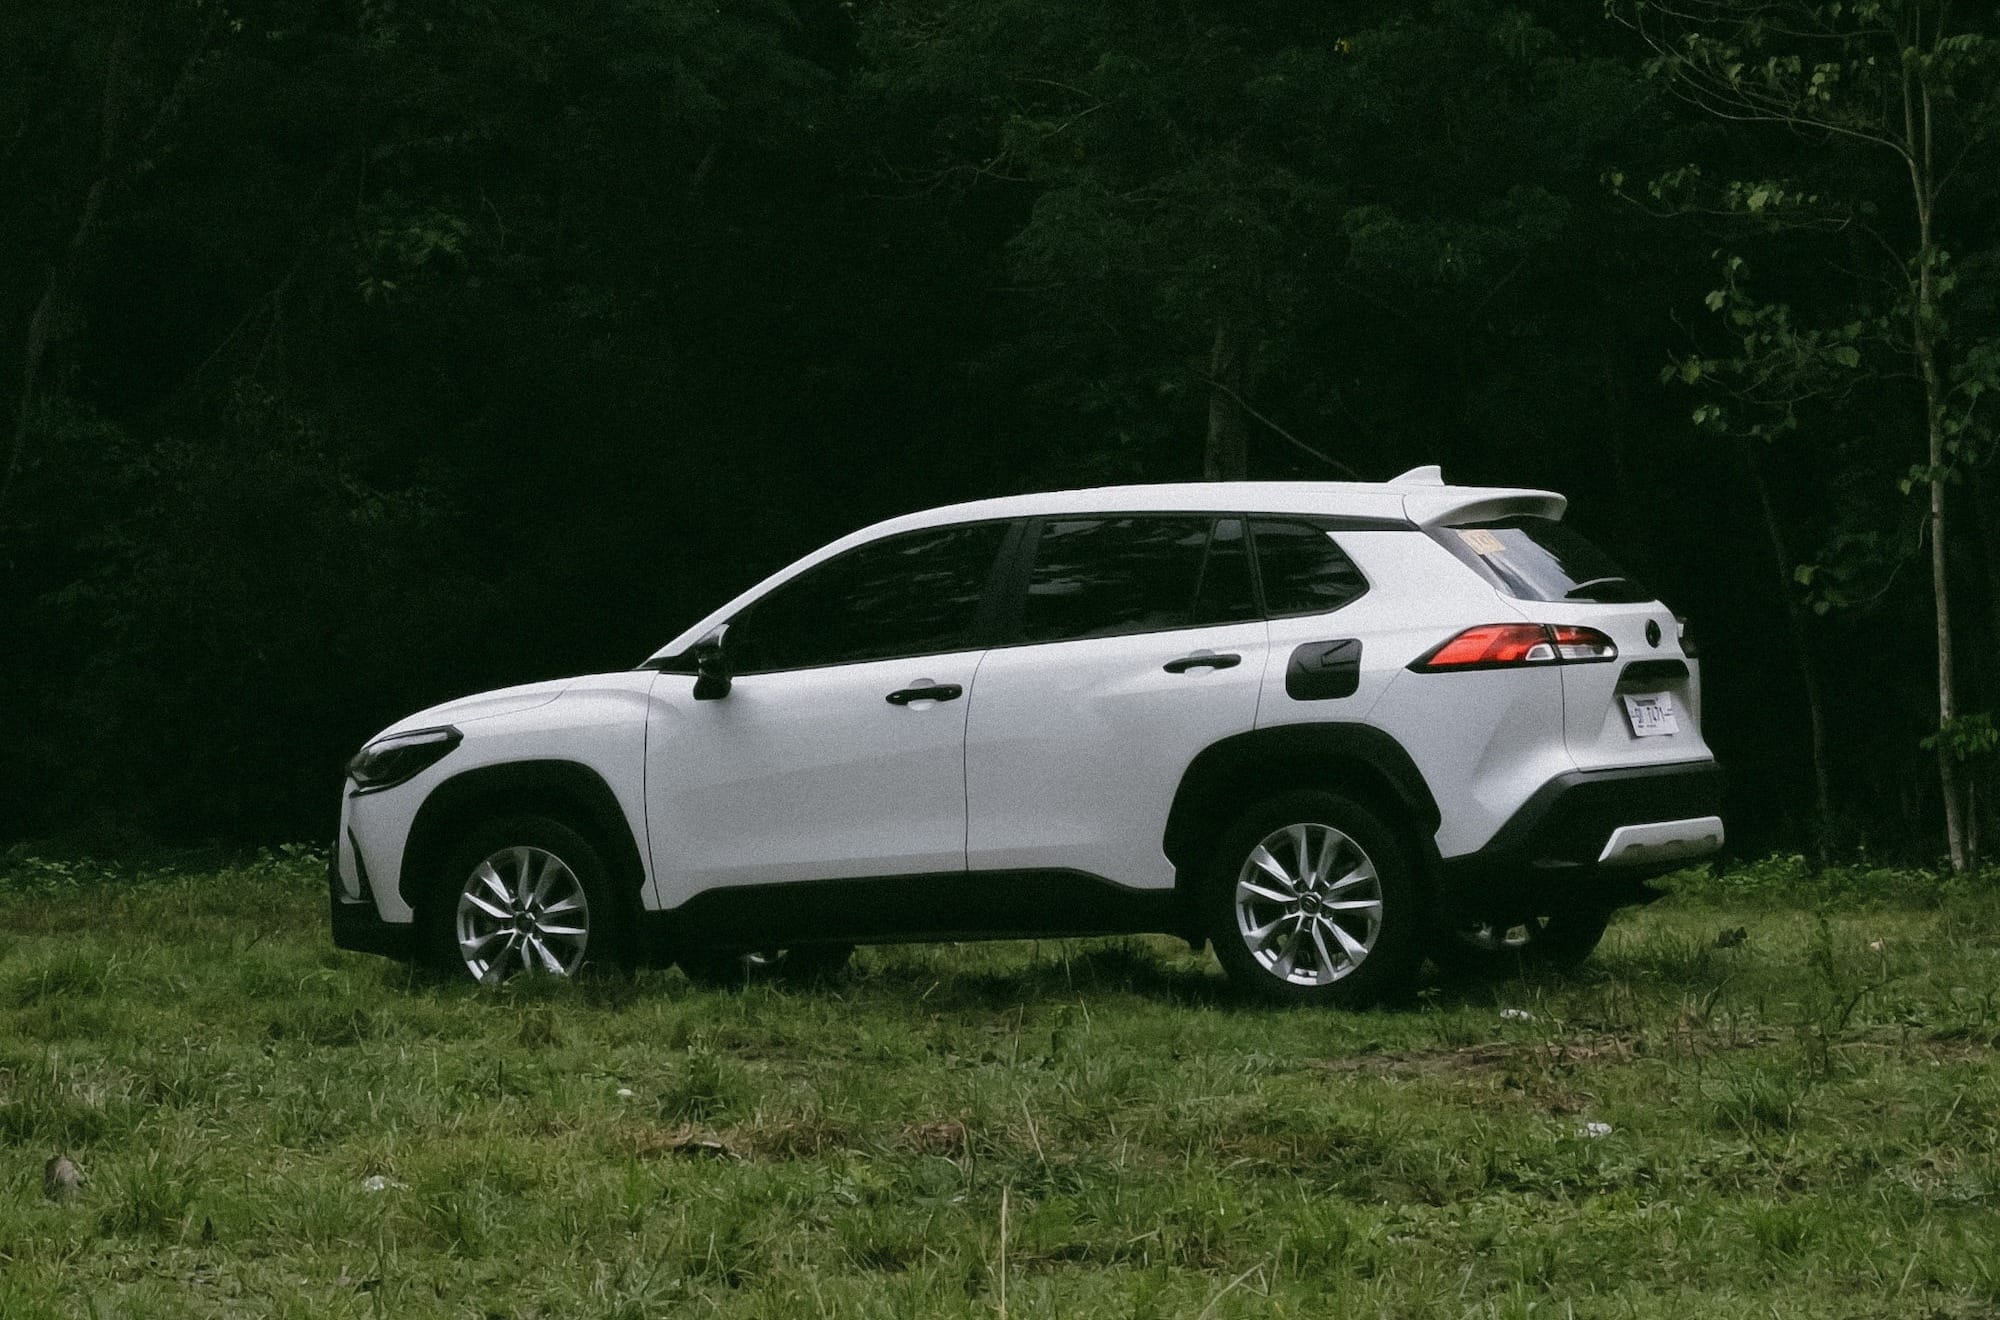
[[885, 683, 963, 706], [1163, 652, 1242, 674]]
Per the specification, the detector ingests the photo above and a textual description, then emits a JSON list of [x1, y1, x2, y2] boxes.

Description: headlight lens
[[346, 726, 462, 791]]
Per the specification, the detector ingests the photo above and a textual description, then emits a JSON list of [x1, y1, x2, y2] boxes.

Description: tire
[[1434, 908, 1611, 980], [1203, 790, 1424, 1007], [425, 815, 631, 983], [678, 943, 855, 990]]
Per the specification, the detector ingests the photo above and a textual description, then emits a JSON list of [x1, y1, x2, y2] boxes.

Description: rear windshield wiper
[[1563, 576, 1641, 601]]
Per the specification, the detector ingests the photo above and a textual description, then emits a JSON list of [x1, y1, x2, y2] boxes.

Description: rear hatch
[[1424, 515, 1711, 772]]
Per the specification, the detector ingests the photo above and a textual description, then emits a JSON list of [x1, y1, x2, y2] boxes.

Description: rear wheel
[[426, 816, 629, 983], [1204, 790, 1424, 1006], [1436, 908, 1610, 979]]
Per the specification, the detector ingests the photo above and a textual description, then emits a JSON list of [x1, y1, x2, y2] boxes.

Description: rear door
[[964, 515, 1268, 890], [1430, 517, 1711, 771]]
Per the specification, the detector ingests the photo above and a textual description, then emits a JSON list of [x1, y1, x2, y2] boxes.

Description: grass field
[[1, 851, 1998, 1318]]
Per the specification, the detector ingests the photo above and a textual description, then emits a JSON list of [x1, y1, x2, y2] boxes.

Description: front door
[[646, 521, 1011, 909]]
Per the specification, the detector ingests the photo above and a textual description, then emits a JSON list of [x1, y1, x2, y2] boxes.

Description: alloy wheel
[[1233, 822, 1385, 986], [454, 845, 591, 983]]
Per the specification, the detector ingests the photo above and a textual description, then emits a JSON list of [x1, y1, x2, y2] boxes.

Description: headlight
[[346, 726, 462, 791]]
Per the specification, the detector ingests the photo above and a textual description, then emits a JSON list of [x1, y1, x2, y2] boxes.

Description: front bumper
[[328, 845, 414, 960], [1434, 759, 1724, 922]]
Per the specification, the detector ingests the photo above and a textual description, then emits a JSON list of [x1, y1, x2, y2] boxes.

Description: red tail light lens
[[1410, 624, 1617, 671], [1414, 624, 1556, 669]]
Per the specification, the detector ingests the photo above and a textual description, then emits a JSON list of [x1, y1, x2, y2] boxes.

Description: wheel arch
[[398, 760, 648, 914], [1162, 723, 1442, 888]]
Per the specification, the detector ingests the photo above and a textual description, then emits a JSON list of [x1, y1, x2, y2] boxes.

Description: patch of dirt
[[1312, 1028, 1786, 1078], [622, 1116, 866, 1162], [1313, 1022, 1993, 1086], [900, 1118, 969, 1157], [624, 1124, 741, 1161]]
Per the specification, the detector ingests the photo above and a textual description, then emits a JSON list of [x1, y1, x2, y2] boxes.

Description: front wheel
[[1204, 791, 1424, 1007], [427, 816, 628, 983]]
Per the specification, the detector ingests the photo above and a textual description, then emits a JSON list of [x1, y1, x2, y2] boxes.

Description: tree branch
[[1198, 374, 1361, 479]]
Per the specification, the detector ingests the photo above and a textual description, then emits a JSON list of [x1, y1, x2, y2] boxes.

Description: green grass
[[1, 851, 1998, 1317]]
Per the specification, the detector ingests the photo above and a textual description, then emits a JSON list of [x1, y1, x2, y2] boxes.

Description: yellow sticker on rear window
[[1456, 528, 1506, 556]]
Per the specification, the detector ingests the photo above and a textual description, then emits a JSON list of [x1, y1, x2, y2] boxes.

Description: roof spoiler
[[1403, 487, 1566, 527], [1385, 462, 1566, 525]]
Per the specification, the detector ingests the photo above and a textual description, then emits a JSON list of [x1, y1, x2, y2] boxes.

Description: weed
[[97, 1148, 204, 1240], [657, 1045, 744, 1123], [1708, 1067, 1804, 1136]]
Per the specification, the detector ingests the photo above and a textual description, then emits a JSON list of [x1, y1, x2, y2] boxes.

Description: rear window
[[1436, 517, 1651, 604], [1020, 516, 1246, 643]]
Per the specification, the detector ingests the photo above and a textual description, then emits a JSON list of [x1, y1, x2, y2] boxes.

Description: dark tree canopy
[[3, 0, 1996, 862]]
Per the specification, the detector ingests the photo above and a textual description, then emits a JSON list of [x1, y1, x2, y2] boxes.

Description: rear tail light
[[1550, 625, 1617, 662], [1409, 623, 1617, 672]]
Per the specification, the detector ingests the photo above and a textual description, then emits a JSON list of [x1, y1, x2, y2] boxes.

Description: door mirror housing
[[691, 627, 733, 701]]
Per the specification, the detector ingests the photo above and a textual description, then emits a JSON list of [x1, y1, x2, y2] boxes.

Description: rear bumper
[[328, 851, 415, 960], [1434, 759, 1724, 922]]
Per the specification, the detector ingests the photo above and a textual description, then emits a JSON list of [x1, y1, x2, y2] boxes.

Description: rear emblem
[[1645, 619, 1661, 648]]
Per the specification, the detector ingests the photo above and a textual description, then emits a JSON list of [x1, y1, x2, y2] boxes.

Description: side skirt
[[639, 868, 1196, 958]]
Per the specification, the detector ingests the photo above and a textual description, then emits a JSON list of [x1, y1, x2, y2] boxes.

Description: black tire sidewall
[[678, 943, 854, 990], [1434, 907, 1611, 980], [677, 947, 749, 989], [1204, 790, 1425, 1006], [425, 815, 631, 979], [772, 943, 855, 983]]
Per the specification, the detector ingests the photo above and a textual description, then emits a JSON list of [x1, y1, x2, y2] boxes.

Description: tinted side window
[[1020, 516, 1217, 643], [1252, 520, 1369, 616], [728, 522, 1008, 672]]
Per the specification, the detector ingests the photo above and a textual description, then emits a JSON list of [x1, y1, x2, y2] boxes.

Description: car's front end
[[329, 724, 473, 956], [329, 677, 594, 957]]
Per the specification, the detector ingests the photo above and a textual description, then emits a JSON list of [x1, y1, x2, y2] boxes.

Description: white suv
[[330, 468, 1722, 1004]]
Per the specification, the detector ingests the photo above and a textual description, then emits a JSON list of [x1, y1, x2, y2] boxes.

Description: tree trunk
[[0, 19, 134, 523], [1204, 321, 1249, 481], [1916, 329, 1967, 869], [1905, 48, 1968, 872], [1968, 463, 2000, 868], [1746, 448, 1834, 842]]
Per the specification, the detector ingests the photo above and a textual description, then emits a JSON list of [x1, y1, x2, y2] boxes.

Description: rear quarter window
[[1433, 517, 1650, 604], [1250, 519, 1369, 616]]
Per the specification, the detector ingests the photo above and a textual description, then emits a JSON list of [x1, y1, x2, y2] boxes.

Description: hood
[[374, 677, 574, 739]]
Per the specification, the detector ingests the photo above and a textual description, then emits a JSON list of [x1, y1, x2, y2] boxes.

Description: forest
[[4, 0, 1998, 867]]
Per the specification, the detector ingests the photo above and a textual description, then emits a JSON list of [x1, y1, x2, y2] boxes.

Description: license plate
[[1622, 692, 1679, 737]]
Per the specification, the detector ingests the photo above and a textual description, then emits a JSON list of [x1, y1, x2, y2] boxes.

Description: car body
[[331, 467, 1722, 1002]]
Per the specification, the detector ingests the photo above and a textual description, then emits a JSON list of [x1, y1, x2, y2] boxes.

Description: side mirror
[[691, 627, 732, 701]]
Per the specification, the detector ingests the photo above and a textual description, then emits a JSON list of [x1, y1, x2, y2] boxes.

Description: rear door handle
[[885, 684, 963, 705], [1163, 652, 1242, 674]]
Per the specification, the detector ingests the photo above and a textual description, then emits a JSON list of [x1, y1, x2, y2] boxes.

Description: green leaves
[[1793, 529, 1912, 617], [1920, 714, 2000, 763], [356, 196, 473, 306], [1676, 254, 1875, 441]]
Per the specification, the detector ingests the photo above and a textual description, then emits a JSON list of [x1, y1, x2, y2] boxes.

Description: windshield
[[1433, 516, 1651, 604]]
